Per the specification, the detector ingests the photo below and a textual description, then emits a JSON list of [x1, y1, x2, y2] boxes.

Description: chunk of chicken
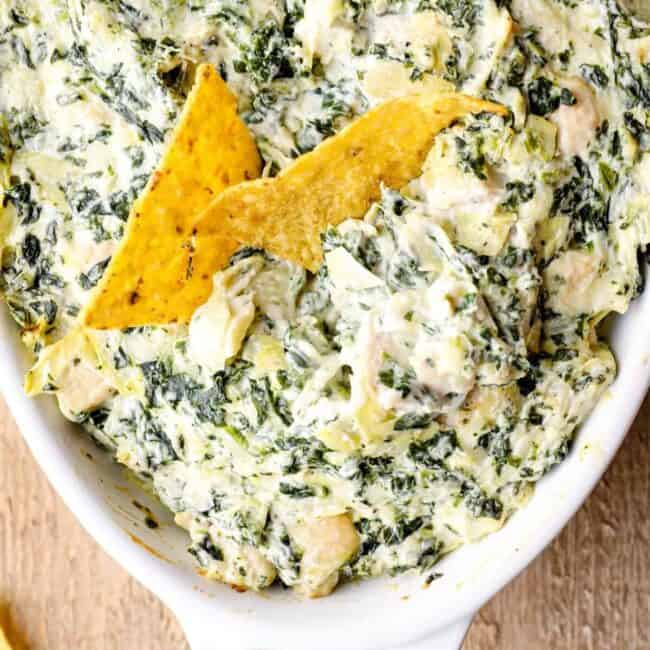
[[549, 78, 600, 159], [290, 513, 359, 597], [544, 248, 628, 316], [55, 360, 116, 420], [413, 139, 508, 256], [24, 329, 116, 420]]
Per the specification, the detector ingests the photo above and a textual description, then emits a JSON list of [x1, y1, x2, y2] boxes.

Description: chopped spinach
[[78, 257, 111, 290], [21, 234, 40, 265], [527, 77, 575, 116], [552, 158, 608, 243], [580, 64, 609, 88], [394, 412, 434, 431], [408, 431, 458, 467], [279, 482, 316, 499], [500, 181, 535, 211]]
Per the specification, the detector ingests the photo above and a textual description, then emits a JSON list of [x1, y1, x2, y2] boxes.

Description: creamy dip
[[2, 0, 650, 596]]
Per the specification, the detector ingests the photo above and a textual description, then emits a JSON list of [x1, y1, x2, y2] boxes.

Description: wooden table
[[1, 394, 648, 650]]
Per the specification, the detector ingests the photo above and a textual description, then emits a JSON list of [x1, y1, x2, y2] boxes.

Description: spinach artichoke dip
[[2, 0, 650, 597]]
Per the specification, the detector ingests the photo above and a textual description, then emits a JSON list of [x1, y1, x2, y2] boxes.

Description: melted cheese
[[4, 0, 650, 597]]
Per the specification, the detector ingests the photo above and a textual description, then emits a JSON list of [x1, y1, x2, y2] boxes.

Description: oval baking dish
[[2, 269, 648, 650]]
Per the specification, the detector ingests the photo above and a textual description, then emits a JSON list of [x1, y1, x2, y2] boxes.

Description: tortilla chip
[[192, 93, 507, 276], [0, 625, 11, 650], [82, 64, 262, 329], [85, 90, 505, 328]]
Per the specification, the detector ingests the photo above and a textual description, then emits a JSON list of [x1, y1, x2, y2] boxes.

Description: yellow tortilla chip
[[82, 63, 262, 329], [192, 93, 507, 276], [85, 89, 505, 329], [0, 624, 11, 650]]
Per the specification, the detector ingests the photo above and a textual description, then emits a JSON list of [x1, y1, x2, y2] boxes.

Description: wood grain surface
[[1, 393, 648, 650]]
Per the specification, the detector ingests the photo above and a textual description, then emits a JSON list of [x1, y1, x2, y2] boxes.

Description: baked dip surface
[[2, 0, 650, 596]]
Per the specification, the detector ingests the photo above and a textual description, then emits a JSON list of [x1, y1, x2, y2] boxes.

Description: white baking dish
[[2, 277, 649, 650]]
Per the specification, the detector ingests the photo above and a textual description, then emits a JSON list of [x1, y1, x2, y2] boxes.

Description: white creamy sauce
[[3, 0, 650, 596]]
